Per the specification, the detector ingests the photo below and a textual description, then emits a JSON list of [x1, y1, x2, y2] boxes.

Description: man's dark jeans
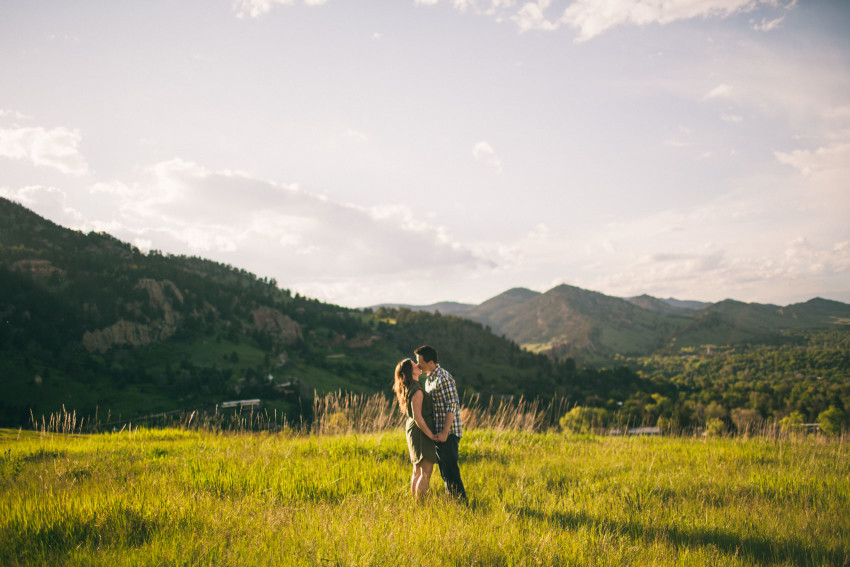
[[436, 434, 467, 502]]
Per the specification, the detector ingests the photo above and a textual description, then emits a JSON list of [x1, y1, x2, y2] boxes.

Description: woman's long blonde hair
[[393, 358, 415, 409]]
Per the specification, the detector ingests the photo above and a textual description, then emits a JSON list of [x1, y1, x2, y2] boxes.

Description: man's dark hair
[[414, 345, 438, 364]]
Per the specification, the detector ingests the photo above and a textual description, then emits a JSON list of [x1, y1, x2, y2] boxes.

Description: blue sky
[[2, 0, 849, 307]]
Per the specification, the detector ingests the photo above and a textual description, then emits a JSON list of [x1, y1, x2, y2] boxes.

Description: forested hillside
[[371, 306, 657, 406], [2, 198, 625, 427], [621, 330, 850, 429], [2, 197, 848, 432], [0, 195, 381, 425]]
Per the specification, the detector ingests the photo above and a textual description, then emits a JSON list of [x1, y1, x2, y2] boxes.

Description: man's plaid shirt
[[424, 364, 463, 439]]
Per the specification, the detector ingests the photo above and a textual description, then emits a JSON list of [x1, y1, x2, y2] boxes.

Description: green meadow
[[1, 425, 848, 566]]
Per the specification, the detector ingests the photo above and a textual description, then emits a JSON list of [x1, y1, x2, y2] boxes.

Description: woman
[[393, 358, 439, 500]]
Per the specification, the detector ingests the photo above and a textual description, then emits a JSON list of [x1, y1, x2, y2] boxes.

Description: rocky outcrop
[[251, 306, 302, 347], [82, 319, 175, 353], [136, 278, 183, 305], [81, 278, 183, 353], [12, 259, 65, 278], [136, 278, 183, 325]]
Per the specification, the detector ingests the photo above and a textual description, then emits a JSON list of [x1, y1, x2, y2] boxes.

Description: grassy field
[[1, 426, 847, 566]]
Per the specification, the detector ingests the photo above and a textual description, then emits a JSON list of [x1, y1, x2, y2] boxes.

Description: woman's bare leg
[[415, 459, 434, 499], [410, 464, 421, 498]]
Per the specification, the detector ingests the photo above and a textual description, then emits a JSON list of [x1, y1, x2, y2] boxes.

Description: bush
[[326, 411, 349, 434], [817, 406, 846, 436], [731, 408, 761, 435], [559, 406, 609, 434], [779, 411, 805, 433], [656, 416, 673, 434], [705, 417, 726, 437]]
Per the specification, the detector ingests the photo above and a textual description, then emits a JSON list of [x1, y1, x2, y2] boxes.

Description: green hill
[[463, 287, 541, 330], [625, 294, 707, 315], [1, 198, 613, 427], [781, 297, 850, 326], [670, 298, 850, 349], [369, 301, 473, 316], [0, 196, 385, 425]]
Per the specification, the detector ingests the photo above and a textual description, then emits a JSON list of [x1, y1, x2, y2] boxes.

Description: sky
[[2, 0, 849, 309]]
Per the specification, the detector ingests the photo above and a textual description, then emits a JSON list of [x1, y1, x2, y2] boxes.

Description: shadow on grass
[[457, 452, 509, 466], [509, 505, 848, 566], [1, 504, 165, 564]]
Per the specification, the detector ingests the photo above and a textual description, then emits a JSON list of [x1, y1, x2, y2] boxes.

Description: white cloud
[[0, 126, 89, 176], [410, 0, 790, 37], [488, 154, 850, 304], [3, 156, 498, 305], [232, 0, 326, 19], [753, 0, 796, 31], [703, 84, 734, 100], [649, 33, 848, 158], [575, 230, 850, 305], [345, 128, 368, 141], [823, 106, 850, 119], [775, 142, 850, 177], [134, 238, 153, 252], [110, 158, 493, 282], [513, 1, 560, 33], [413, 0, 561, 32], [90, 182, 133, 198], [562, 0, 776, 42], [774, 141, 850, 217], [0, 185, 88, 229], [752, 15, 785, 31], [0, 109, 33, 121], [472, 141, 504, 173], [692, 43, 850, 137]]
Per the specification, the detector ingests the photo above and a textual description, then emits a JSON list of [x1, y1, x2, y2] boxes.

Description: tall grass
[[4, 401, 848, 565], [311, 390, 400, 434], [31, 401, 301, 435], [29, 392, 575, 437], [310, 391, 572, 435], [31, 392, 841, 443]]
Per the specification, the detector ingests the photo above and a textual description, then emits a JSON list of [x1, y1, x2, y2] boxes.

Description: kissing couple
[[393, 344, 467, 503]]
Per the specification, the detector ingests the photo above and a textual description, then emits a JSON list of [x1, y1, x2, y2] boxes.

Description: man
[[414, 344, 467, 502]]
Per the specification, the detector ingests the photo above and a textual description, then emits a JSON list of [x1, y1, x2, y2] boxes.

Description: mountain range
[[375, 286, 850, 365]]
